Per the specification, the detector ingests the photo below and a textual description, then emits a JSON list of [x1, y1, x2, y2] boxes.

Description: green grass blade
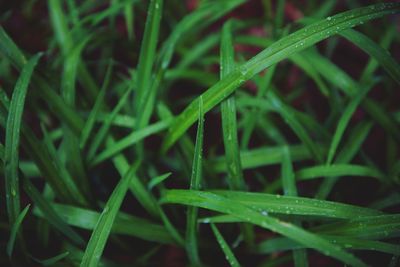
[[281, 147, 309, 267], [135, 0, 163, 129], [211, 144, 323, 172], [148, 172, 172, 190], [124, 1, 134, 40], [87, 88, 131, 161], [360, 26, 396, 83], [303, 49, 400, 140], [220, 20, 245, 190], [48, 0, 73, 55], [186, 97, 204, 266], [91, 118, 172, 166], [158, 0, 245, 70], [296, 164, 384, 181], [326, 83, 373, 164], [33, 251, 70, 266], [80, 163, 137, 267], [108, 143, 160, 217], [0, 27, 27, 68], [210, 223, 241, 267], [208, 190, 381, 219], [7, 204, 30, 258], [162, 3, 400, 151], [0, 27, 85, 134], [268, 92, 324, 162], [41, 124, 88, 206], [340, 29, 400, 85], [22, 177, 84, 245], [316, 121, 373, 199], [80, 60, 113, 149], [162, 190, 367, 267], [5, 53, 41, 225], [281, 146, 297, 196], [315, 214, 400, 240], [36, 203, 175, 244], [254, 236, 400, 256]]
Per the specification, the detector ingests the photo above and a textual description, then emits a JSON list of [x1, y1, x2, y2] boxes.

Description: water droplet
[[11, 189, 16, 197], [327, 16, 332, 21], [276, 194, 281, 198], [103, 206, 109, 213], [203, 218, 210, 223], [261, 211, 268, 216]]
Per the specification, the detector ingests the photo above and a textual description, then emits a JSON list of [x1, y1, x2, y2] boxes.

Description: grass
[[0, 1, 399, 266]]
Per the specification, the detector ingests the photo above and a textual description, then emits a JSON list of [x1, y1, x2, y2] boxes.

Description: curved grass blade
[[0, 27, 85, 134], [326, 83, 374, 164], [7, 204, 30, 258], [268, 92, 324, 162], [162, 3, 400, 151], [210, 223, 241, 267], [340, 29, 400, 85], [220, 20, 245, 190], [5, 53, 41, 225], [162, 190, 367, 267], [22, 177, 84, 245], [302, 49, 400, 140], [91, 118, 172, 166], [296, 164, 384, 181], [186, 97, 204, 266], [360, 26, 396, 83], [41, 203, 175, 244], [80, 163, 137, 267], [157, 0, 245, 70]]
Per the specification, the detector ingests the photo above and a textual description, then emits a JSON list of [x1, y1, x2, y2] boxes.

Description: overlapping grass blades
[[162, 3, 400, 151]]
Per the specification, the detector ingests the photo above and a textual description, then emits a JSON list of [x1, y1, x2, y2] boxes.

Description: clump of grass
[[0, 1, 399, 266]]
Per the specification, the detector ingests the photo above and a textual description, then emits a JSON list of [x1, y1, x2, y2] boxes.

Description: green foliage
[[0, 1, 399, 266]]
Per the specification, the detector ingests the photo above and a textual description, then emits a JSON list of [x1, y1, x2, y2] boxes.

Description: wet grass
[[0, 1, 399, 266]]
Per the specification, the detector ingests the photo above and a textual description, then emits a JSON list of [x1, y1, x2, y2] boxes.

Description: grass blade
[[162, 3, 400, 151], [80, 60, 113, 149], [210, 223, 241, 267], [220, 20, 245, 190], [162, 190, 367, 267], [186, 97, 204, 266], [296, 164, 384, 181], [35, 203, 175, 244], [135, 0, 163, 129], [91, 118, 172, 166], [281, 147, 309, 267], [7, 204, 30, 258], [87, 88, 131, 162], [326, 83, 374, 164], [22, 177, 84, 245], [340, 29, 400, 85], [5, 53, 41, 225], [211, 144, 324, 172], [208, 190, 381, 219], [80, 163, 137, 267], [33, 251, 70, 266]]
